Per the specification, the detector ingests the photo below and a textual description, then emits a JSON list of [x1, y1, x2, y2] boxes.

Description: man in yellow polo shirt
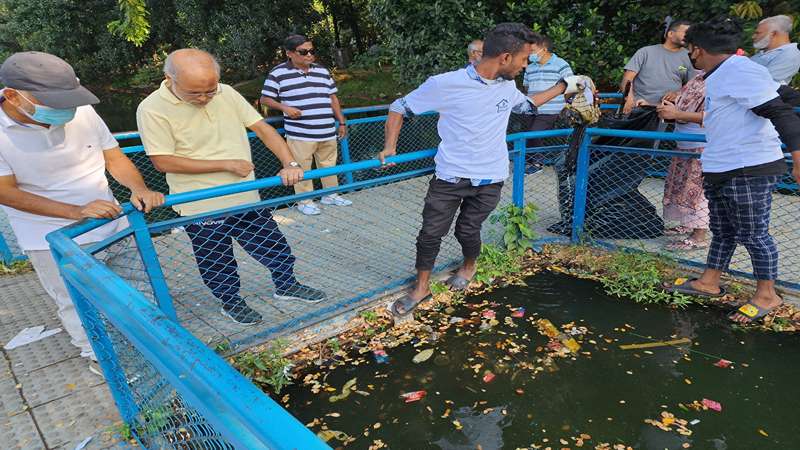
[[136, 48, 326, 325]]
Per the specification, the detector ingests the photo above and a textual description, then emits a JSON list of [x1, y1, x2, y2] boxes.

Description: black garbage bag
[[548, 107, 665, 239]]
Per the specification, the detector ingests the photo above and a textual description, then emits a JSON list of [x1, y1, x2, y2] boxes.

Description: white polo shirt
[[701, 56, 784, 173], [392, 67, 533, 181], [0, 102, 127, 250]]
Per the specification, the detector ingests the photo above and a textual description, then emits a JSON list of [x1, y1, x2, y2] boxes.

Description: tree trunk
[[345, 0, 365, 52]]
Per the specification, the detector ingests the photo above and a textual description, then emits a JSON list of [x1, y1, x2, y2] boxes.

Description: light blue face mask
[[530, 53, 541, 64], [16, 92, 77, 126]]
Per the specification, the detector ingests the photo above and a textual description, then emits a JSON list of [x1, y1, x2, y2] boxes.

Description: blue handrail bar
[[55, 129, 578, 241]]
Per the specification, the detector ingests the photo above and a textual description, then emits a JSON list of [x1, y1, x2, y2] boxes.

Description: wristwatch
[[288, 161, 300, 168]]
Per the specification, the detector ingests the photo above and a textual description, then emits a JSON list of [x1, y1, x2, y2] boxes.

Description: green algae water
[[280, 271, 800, 450]]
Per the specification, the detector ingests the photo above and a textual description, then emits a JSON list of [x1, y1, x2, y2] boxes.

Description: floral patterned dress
[[663, 73, 709, 230]]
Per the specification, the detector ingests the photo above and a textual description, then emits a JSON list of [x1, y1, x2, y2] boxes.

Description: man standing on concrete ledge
[[0, 52, 164, 375], [665, 17, 800, 324], [378, 23, 590, 317], [137, 49, 326, 326]]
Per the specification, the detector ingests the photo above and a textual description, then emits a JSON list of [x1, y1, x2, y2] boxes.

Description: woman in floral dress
[[657, 72, 709, 251]]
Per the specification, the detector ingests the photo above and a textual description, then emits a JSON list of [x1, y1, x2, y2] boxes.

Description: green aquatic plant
[[489, 203, 539, 255], [599, 250, 693, 307], [327, 338, 341, 353], [360, 310, 378, 324], [475, 244, 522, 286], [233, 339, 293, 394]]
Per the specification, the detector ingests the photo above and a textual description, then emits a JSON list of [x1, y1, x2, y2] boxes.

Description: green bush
[[369, 0, 799, 90], [489, 203, 539, 255], [371, 0, 494, 86]]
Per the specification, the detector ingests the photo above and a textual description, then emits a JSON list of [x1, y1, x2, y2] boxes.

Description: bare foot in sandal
[[729, 290, 783, 324]]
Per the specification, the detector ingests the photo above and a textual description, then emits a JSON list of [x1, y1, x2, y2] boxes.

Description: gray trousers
[[415, 178, 503, 271], [27, 245, 144, 360]]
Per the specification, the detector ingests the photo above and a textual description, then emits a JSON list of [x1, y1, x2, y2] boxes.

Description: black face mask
[[688, 49, 701, 70]]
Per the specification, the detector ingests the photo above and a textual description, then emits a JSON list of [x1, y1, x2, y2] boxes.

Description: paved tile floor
[[0, 273, 125, 450]]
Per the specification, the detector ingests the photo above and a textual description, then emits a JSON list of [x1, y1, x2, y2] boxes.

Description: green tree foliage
[[0, 0, 330, 85], [108, 0, 151, 46], [371, 0, 796, 89], [372, 0, 494, 86], [0, 0, 795, 89], [0, 0, 142, 82], [170, 0, 323, 81]]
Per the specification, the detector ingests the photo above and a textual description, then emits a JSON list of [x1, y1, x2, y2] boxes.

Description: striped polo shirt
[[522, 53, 574, 115], [262, 62, 338, 141]]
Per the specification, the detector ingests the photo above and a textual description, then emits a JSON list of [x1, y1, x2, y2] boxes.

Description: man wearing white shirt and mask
[[666, 18, 800, 324], [0, 52, 164, 374], [379, 23, 590, 317]]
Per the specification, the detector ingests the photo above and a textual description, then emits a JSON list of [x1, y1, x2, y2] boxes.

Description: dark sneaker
[[274, 284, 327, 303], [221, 302, 262, 325]]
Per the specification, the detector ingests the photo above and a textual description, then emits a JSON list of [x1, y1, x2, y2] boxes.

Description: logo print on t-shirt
[[496, 99, 509, 113]]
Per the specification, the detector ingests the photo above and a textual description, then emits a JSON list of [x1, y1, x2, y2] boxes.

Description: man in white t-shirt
[[379, 23, 589, 317], [0, 52, 164, 373], [666, 19, 800, 324]]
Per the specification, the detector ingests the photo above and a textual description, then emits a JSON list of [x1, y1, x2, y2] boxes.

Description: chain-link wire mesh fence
[[0, 96, 641, 264], [46, 105, 800, 448], [550, 128, 800, 290], [48, 225, 329, 449], [99, 151, 527, 350]]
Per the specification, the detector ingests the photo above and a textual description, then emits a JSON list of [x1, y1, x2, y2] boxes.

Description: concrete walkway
[[0, 272, 124, 449]]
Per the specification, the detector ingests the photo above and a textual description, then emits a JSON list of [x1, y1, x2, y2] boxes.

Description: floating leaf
[[412, 348, 435, 364]]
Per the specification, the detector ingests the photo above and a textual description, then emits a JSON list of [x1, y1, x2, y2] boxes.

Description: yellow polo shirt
[[136, 81, 265, 216]]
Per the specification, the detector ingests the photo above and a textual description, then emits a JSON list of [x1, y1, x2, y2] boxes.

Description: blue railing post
[[0, 232, 14, 265], [339, 134, 355, 185], [127, 211, 178, 322], [512, 138, 526, 207], [571, 131, 593, 242]]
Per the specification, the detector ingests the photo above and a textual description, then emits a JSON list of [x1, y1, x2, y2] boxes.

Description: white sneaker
[[320, 193, 352, 206], [296, 202, 321, 215]]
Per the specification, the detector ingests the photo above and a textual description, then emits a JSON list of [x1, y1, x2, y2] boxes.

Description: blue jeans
[[185, 208, 297, 306]]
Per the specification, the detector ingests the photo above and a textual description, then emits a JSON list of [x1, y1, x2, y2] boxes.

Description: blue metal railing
[[46, 116, 800, 447], [571, 127, 799, 291], [45, 128, 571, 448], [2, 92, 796, 264], [49, 232, 330, 449]]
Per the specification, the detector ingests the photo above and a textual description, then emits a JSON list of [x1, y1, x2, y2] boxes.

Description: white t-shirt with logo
[[0, 104, 127, 250], [398, 68, 532, 181], [701, 56, 784, 173]]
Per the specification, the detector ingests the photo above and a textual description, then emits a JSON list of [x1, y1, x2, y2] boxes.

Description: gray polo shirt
[[624, 45, 694, 104], [751, 43, 800, 85]]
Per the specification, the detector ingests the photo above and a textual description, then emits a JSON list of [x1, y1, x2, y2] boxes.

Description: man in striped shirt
[[260, 34, 351, 215], [521, 34, 573, 170]]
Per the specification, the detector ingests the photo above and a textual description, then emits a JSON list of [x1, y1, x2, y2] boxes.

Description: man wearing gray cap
[[0, 52, 164, 374]]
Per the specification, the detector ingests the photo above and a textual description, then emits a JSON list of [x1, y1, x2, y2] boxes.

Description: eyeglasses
[[182, 86, 220, 99], [173, 82, 221, 99], [295, 48, 316, 56]]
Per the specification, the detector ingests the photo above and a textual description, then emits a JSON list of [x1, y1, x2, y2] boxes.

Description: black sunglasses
[[295, 48, 316, 56]]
